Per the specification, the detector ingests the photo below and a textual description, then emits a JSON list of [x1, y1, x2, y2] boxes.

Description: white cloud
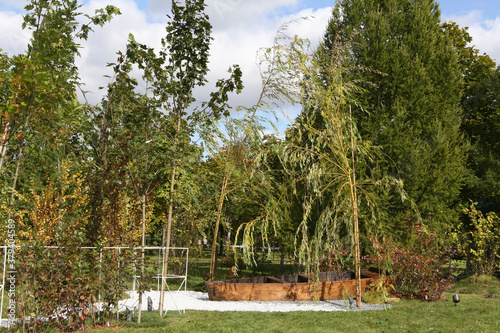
[[282, 7, 332, 46], [446, 10, 500, 63], [0, 9, 30, 56], [204, 5, 332, 129]]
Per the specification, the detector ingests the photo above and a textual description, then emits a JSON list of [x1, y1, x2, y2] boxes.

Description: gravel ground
[[118, 290, 391, 313]]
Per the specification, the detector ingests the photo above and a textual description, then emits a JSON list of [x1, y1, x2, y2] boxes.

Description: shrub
[[15, 236, 138, 331], [447, 274, 500, 295], [10, 166, 142, 331], [16, 242, 97, 332], [452, 202, 500, 276], [366, 225, 454, 301]]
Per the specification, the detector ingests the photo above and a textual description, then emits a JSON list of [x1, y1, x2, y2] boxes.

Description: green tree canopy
[[442, 21, 500, 211], [321, 0, 467, 236]]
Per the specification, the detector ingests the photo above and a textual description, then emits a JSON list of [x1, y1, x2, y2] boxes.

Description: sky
[[1, 0, 500, 132]]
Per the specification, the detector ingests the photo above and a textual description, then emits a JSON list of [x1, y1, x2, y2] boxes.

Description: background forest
[[1, 0, 500, 329]]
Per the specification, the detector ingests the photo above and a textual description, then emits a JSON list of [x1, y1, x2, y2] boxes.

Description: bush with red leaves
[[365, 224, 455, 301]]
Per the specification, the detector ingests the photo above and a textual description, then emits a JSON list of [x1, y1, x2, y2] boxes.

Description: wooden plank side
[[206, 271, 382, 301]]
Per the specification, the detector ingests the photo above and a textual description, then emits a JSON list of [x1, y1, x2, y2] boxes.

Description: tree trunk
[[7, 145, 23, 221], [0, 122, 10, 173], [349, 105, 362, 308], [159, 111, 182, 315], [138, 193, 146, 323], [158, 163, 176, 315], [210, 174, 228, 280], [278, 252, 285, 276], [213, 236, 219, 276], [352, 185, 361, 307]]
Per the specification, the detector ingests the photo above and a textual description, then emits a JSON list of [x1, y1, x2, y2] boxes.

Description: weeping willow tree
[[237, 26, 411, 306], [195, 20, 309, 280], [198, 115, 269, 280]]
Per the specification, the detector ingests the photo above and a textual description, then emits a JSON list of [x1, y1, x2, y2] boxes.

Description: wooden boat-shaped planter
[[206, 269, 381, 301]]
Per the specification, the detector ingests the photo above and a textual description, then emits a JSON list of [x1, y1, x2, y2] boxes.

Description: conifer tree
[[321, 0, 467, 235], [443, 22, 500, 212]]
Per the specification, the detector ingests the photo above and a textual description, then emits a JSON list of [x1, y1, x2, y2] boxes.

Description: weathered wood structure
[[206, 269, 381, 301]]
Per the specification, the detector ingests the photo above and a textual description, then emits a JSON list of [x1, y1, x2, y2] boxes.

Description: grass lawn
[[90, 275, 500, 333], [91, 293, 500, 332]]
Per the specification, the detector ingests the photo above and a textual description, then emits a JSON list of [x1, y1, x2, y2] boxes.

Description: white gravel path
[[118, 290, 391, 313]]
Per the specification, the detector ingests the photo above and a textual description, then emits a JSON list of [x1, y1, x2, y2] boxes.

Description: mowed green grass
[[92, 280, 500, 333], [92, 294, 500, 332]]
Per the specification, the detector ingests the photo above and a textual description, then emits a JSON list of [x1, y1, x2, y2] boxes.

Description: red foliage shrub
[[365, 225, 454, 301]]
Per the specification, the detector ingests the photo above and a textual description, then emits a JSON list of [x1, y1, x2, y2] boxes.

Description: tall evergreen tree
[[460, 67, 500, 212], [321, 0, 467, 235], [443, 22, 500, 212]]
